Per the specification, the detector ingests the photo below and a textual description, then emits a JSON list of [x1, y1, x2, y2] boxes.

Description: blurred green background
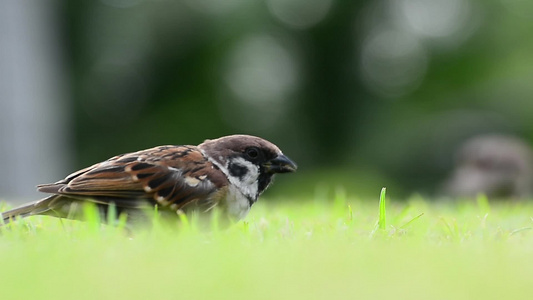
[[1, 0, 533, 202]]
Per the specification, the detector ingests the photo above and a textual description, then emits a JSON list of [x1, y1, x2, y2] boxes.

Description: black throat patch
[[257, 172, 273, 196]]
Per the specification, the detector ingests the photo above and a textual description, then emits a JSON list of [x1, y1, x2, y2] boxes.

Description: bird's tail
[[1, 195, 57, 225]]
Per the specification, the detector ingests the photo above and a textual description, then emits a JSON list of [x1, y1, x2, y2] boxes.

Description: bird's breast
[[222, 184, 253, 221]]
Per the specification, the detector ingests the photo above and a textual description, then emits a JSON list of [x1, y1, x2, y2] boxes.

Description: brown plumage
[[1, 135, 297, 225], [443, 135, 533, 198]]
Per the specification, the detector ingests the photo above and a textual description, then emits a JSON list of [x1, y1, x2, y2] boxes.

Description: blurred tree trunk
[[0, 0, 71, 202], [302, 1, 369, 166]]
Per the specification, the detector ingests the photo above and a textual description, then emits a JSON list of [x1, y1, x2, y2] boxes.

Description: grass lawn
[[1, 189, 532, 300]]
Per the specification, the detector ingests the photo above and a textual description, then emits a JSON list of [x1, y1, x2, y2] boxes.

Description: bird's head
[[198, 135, 297, 201]]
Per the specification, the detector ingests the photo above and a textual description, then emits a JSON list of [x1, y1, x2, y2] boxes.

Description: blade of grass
[[400, 213, 424, 229], [210, 207, 221, 233], [509, 227, 533, 236], [107, 203, 117, 226], [476, 193, 491, 215], [346, 204, 353, 225], [334, 186, 346, 213], [378, 187, 387, 230], [82, 203, 101, 233], [177, 210, 190, 230]]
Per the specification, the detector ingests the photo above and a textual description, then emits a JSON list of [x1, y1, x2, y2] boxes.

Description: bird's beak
[[263, 154, 298, 174]]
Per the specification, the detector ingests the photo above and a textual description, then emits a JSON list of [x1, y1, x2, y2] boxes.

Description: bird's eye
[[245, 147, 260, 159]]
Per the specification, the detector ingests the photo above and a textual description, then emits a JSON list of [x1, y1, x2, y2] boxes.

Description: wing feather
[[36, 146, 228, 211]]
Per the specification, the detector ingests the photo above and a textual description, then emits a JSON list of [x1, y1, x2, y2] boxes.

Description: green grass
[[1, 190, 533, 300]]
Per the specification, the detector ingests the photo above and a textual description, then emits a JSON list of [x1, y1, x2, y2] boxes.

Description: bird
[[443, 134, 533, 199], [1, 135, 297, 226]]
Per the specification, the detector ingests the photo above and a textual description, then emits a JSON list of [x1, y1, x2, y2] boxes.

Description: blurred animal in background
[[443, 135, 533, 199]]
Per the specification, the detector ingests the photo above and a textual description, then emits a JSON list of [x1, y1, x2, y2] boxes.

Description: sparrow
[[1, 135, 297, 225], [443, 134, 533, 199]]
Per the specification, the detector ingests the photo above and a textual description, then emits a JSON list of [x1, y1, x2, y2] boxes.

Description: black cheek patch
[[229, 163, 248, 179]]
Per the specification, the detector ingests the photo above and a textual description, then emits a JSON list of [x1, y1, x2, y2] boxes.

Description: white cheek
[[202, 152, 260, 203], [227, 157, 259, 198], [231, 157, 259, 180], [242, 164, 259, 184]]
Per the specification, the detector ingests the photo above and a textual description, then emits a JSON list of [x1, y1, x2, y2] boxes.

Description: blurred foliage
[[60, 0, 533, 198]]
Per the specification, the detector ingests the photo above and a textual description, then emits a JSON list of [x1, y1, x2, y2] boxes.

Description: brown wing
[[37, 145, 229, 211]]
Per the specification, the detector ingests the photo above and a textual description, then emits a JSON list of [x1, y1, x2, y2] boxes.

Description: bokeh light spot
[[360, 29, 428, 97], [398, 0, 472, 38], [186, 0, 242, 15], [267, 0, 333, 29], [220, 34, 299, 131], [100, 0, 143, 9], [224, 34, 298, 105]]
